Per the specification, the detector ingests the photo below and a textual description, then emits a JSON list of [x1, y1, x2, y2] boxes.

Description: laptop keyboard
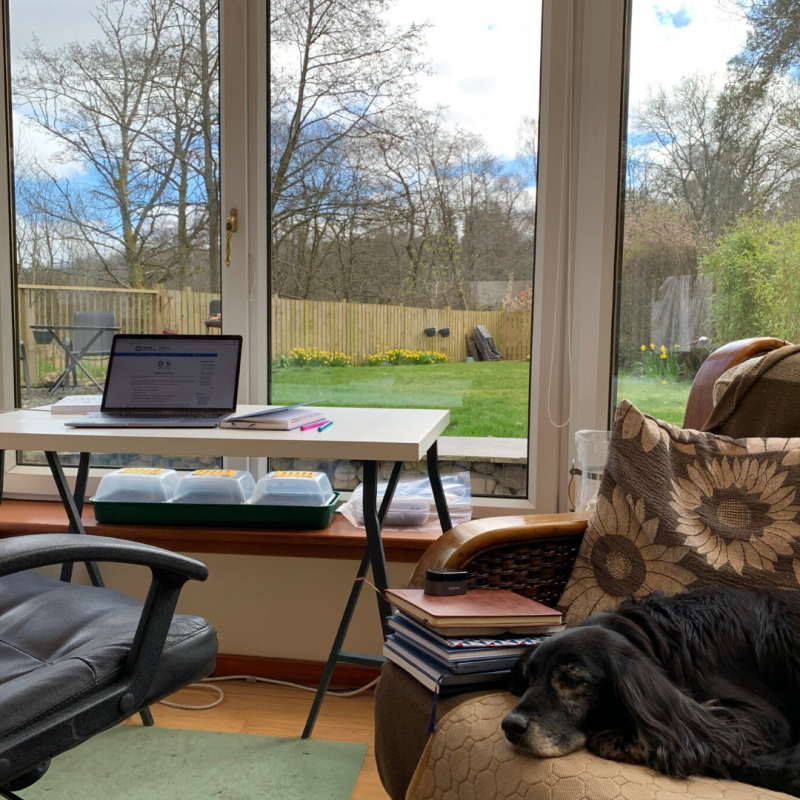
[[103, 412, 225, 418]]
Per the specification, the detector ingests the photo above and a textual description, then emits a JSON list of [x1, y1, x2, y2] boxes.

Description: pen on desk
[[317, 420, 334, 432], [300, 419, 328, 432]]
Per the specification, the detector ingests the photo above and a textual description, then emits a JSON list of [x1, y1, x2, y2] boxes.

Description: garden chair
[[375, 336, 800, 800], [67, 311, 117, 388], [18, 340, 30, 396], [204, 298, 221, 330]]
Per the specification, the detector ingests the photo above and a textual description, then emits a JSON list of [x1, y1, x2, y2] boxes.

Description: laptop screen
[[102, 335, 242, 412]]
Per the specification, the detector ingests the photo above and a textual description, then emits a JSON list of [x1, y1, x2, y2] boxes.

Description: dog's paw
[[587, 731, 647, 765]]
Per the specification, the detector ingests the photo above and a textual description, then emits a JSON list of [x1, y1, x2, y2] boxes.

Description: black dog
[[502, 587, 800, 795]]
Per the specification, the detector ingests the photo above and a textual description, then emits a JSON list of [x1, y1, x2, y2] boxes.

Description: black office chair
[[0, 535, 216, 799]]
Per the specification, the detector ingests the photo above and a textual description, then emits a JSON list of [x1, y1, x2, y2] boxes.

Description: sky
[[384, 0, 542, 161], [7, 0, 753, 175]]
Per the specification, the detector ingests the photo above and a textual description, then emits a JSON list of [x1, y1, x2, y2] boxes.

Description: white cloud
[[628, 1, 747, 108], [384, 0, 542, 160], [13, 112, 86, 180], [458, 77, 496, 96]]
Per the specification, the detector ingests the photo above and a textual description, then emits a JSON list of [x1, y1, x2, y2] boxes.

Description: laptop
[[67, 334, 243, 428]]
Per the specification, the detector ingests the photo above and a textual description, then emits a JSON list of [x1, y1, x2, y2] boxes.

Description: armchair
[[375, 337, 800, 800], [0, 534, 216, 799]]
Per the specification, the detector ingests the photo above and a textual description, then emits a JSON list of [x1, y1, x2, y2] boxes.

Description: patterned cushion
[[559, 401, 800, 627], [408, 693, 790, 800]]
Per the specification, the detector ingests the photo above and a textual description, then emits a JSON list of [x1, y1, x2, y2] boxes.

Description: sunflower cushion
[[559, 400, 800, 627]]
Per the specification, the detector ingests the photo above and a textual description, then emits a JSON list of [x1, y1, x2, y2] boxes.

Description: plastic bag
[[339, 471, 473, 531]]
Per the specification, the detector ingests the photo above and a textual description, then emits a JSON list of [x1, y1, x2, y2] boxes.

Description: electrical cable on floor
[[158, 675, 380, 711]]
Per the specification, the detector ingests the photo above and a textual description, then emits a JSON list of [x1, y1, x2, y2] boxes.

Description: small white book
[[219, 403, 325, 431], [50, 395, 103, 414]]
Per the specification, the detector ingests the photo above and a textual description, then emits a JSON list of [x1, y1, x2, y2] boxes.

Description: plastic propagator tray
[[89, 493, 341, 530]]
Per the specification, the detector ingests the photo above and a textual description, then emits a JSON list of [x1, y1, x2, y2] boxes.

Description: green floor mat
[[23, 725, 368, 800]]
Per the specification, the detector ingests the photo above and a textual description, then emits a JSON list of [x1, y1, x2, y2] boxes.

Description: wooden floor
[[125, 680, 390, 800]]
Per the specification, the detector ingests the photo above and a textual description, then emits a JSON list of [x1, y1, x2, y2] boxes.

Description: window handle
[[225, 208, 238, 268]]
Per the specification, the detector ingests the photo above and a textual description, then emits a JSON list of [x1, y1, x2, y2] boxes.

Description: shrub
[[287, 347, 352, 367], [362, 348, 448, 366], [699, 213, 800, 345]]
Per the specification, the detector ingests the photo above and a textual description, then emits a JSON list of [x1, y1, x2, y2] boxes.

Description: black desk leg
[[0, 450, 5, 506], [59, 452, 91, 583], [426, 440, 453, 532], [301, 548, 372, 740], [362, 460, 394, 632], [45, 451, 104, 588], [302, 459, 404, 739]]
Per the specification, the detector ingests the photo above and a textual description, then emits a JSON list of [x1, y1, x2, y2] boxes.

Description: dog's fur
[[503, 588, 800, 795]]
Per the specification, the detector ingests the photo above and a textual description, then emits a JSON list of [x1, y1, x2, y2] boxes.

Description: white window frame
[[0, 0, 627, 516]]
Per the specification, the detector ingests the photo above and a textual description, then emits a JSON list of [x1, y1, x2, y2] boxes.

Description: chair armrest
[[408, 512, 590, 589], [0, 534, 208, 582], [683, 337, 789, 430]]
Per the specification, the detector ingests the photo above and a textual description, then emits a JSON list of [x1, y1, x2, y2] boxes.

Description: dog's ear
[[507, 649, 534, 696], [609, 647, 733, 778]]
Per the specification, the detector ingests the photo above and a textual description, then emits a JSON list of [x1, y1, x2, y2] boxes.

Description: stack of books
[[382, 588, 564, 694]]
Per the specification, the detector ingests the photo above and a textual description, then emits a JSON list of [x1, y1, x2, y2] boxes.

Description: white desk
[[0, 404, 452, 738], [0, 406, 449, 462]]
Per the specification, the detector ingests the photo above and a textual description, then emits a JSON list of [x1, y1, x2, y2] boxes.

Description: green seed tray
[[89, 493, 341, 530]]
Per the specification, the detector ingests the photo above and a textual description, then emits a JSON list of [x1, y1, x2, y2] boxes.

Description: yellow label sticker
[[192, 470, 237, 477], [119, 468, 165, 475], [273, 471, 317, 478]]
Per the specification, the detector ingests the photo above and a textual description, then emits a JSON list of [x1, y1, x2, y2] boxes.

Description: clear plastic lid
[[251, 471, 335, 507], [94, 468, 179, 503], [172, 469, 256, 505], [352, 495, 431, 527]]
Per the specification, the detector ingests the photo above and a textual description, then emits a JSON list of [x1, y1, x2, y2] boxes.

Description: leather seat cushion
[[0, 571, 217, 738]]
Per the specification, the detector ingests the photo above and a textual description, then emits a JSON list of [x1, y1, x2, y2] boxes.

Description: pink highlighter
[[300, 419, 329, 432]]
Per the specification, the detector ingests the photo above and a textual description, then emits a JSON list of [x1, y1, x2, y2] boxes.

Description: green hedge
[[700, 214, 800, 345]]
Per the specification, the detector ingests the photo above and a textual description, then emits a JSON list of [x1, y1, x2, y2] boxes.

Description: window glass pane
[[10, 0, 220, 469], [269, 0, 540, 497], [614, 2, 800, 425]]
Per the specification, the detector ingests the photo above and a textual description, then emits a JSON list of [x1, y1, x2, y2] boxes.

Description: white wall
[[96, 555, 415, 661]]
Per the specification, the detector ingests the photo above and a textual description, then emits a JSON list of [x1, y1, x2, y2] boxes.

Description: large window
[[614, 1, 800, 425], [268, 0, 541, 497], [0, 0, 623, 514], [9, 0, 220, 469]]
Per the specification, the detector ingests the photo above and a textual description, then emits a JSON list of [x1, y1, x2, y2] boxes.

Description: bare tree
[[14, 0, 219, 289], [269, 0, 427, 229], [632, 73, 796, 234]]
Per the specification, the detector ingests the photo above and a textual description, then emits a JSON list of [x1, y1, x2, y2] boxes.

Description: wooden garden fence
[[17, 284, 531, 384], [270, 296, 531, 364]]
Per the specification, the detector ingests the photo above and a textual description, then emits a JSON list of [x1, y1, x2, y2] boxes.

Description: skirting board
[[213, 653, 382, 690]]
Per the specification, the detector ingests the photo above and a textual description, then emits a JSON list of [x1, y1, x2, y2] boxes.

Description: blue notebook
[[383, 636, 512, 689], [387, 619, 527, 673], [388, 614, 544, 660]]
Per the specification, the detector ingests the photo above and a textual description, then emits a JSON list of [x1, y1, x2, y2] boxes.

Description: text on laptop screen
[[104, 338, 240, 410]]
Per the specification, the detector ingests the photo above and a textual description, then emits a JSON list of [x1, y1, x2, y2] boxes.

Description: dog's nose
[[502, 713, 529, 742]]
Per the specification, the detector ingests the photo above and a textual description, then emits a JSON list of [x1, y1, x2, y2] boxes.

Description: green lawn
[[616, 374, 691, 426], [271, 362, 693, 438], [272, 361, 531, 438]]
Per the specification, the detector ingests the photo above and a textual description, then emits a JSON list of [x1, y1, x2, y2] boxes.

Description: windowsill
[[0, 499, 440, 562]]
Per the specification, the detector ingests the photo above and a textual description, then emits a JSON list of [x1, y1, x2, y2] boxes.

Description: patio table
[[29, 324, 121, 395]]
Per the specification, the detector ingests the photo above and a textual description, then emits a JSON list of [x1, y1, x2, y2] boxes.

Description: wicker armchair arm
[[408, 512, 590, 590]]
